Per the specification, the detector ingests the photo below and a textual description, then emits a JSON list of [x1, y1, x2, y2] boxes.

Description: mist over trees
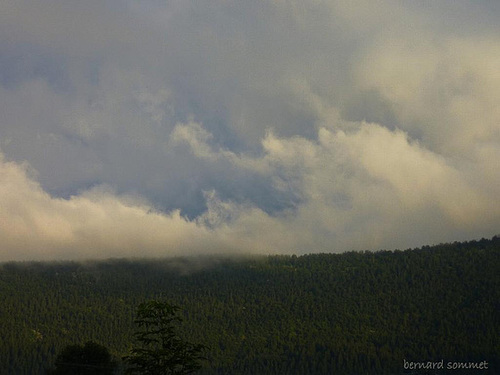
[[0, 236, 499, 374]]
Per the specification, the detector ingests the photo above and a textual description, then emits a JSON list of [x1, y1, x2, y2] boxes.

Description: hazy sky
[[1, 0, 499, 260]]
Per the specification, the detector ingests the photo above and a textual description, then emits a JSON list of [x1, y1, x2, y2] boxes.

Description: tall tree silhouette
[[124, 300, 208, 375]]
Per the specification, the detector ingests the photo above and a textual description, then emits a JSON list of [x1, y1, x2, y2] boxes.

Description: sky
[[0, 0, 499, 261]]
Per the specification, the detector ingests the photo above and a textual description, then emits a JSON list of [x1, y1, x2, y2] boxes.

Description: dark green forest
[[1, 237, 499, 374]]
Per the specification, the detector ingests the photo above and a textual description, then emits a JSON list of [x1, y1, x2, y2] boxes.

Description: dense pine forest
[[1, 237, 499, 374]]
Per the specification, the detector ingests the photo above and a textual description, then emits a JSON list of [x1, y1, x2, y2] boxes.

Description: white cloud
[[0, 0, 499, 259], [173, 122, 500, 252], [0, 152, 225, 261], [1, 118, 499, 260], [355, 34, 500, 156]]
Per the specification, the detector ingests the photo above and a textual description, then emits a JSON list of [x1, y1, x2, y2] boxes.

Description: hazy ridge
[[1, 236, 499, 374]]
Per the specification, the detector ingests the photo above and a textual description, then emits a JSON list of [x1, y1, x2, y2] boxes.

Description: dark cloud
[[0, 0, 499, 260]]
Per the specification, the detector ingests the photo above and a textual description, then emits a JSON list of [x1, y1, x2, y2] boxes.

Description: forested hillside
[[1, 237, 499, 374]]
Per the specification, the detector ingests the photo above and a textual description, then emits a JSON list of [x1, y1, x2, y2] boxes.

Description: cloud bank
[[0, 0, 499, 260]]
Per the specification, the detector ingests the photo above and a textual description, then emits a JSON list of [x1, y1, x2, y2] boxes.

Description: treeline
[[0, 236, 499, 374]]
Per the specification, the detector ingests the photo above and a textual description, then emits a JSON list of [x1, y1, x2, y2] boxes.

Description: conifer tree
[[124, 300, 208, 375]]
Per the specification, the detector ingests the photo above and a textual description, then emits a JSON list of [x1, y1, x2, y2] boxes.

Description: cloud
[[355, 36, 500, 155], [0, 152, 224, 261], [1, 115, 499, 261], [174, 122, 500, 253], [0, 1, 499, 260]]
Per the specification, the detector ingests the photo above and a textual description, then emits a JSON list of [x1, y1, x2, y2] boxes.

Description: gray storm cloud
[[0, 0, 499, 260]]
